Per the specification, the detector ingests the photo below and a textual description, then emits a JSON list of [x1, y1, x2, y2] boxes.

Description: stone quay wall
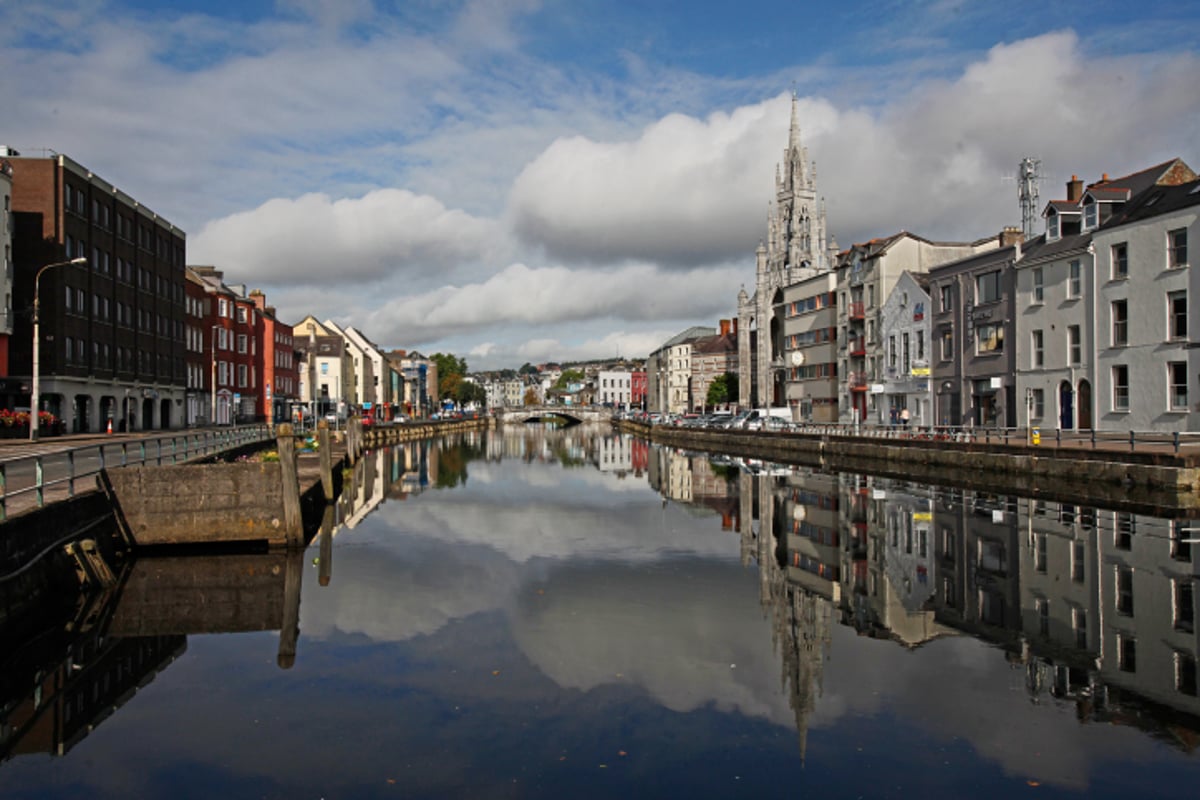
[[618, 421, 1200, 513]]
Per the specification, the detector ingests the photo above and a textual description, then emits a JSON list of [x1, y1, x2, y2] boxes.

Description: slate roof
[[1017, 232, 1091, 264], [1104, 177, 1200, 228]]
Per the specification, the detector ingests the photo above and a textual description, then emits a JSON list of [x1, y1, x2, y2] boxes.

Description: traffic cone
[[107, 418, 113, 435]]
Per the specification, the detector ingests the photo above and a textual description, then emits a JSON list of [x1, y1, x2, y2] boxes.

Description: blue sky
[[2, 1, 1197, 368]]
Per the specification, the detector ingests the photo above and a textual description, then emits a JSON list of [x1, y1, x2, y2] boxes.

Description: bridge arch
[[495, 405, 613, 426]]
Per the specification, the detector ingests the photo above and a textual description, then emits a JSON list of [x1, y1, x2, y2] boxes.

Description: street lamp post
[[211, 325, 220, 426], [31, 257, 88, 442]]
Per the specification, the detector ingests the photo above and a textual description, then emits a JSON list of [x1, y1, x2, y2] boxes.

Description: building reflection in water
[[642, 440, 1200, 757], [0, 549, 305, 766]]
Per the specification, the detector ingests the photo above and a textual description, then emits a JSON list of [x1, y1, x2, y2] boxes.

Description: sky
[[2, 1, 1198, 370]]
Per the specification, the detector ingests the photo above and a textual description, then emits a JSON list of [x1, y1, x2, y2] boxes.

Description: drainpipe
[[1087, 241, 1097, 431]]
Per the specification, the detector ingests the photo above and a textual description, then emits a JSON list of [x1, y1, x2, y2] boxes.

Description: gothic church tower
[[738, 95, 836, 409]]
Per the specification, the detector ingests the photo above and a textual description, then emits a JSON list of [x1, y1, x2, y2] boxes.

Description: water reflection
[[2, 425, 1197, 797], [324, 428, 1200, 774], [649, 440, 1200, 757], [0, 551, 306, 766]]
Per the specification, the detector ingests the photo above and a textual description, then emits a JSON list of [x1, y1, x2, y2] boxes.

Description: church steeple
[[740, 90, 834, 410], [788, 92, 802, 154]]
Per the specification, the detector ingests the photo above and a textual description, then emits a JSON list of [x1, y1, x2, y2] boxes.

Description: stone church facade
[[738, 96, 839, 411]]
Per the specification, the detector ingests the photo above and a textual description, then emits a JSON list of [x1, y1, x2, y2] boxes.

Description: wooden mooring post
[[276, 423, 303, 546], [346, 416, 359, 466], [277, 548, 303, 669], [318, 504, 334, 587], [318, 420, 333, 500]]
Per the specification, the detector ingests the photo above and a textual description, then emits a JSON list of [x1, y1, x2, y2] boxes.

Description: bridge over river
[[495, 405, 614, 425]]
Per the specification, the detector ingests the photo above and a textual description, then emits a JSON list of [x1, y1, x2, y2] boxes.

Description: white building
[[878, 271, 933, 426], [596, 370, 632, 408], [1091, 162, 1199, 431], [1014, 160, 1199, 433], [1014, 179, 1095, 431], [294, 316, 355, 417], [323, 320, 374, 410]]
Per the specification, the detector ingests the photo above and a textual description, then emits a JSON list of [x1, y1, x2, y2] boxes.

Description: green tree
[[706, 372, 738, 406], [431, 353, 467, 400], [554, 368, 584, 390], [455, 379, 487, 407], [440, 372, 462, 402], [518, 362, 538, 375]]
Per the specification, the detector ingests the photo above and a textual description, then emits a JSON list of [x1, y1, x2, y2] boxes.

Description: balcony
[[849, 338, 866, 357], [848, 301, 865, 320], [848, 371, 869, 392]]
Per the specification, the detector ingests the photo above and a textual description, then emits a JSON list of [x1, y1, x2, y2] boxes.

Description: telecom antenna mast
[[1017, 157, 1042, 239]]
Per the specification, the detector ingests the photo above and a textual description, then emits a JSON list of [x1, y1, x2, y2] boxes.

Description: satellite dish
[[790, 351, 805, 366]]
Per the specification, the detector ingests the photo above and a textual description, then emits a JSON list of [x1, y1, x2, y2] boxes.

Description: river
[[1, 424, 1198, 798]]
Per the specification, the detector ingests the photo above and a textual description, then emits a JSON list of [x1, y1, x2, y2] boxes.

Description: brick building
[[250, 289, 297, 425], [7, 152, 186, 431]]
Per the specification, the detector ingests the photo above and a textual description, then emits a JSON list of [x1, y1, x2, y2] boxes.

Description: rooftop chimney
[[1066, 175, 1083, 203], [999, 226, 1025, 248], [720, 319, 731, 336]]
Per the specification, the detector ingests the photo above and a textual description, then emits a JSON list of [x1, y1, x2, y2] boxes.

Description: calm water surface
[[2, 425, 1199, 798]]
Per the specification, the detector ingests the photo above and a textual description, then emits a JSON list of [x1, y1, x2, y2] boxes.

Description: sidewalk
[[0, 427, 247, 462]]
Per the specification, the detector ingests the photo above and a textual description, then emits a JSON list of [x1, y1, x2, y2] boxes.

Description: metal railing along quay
[[645, 417, 1200, 457], [0, 424, 274, 521], [780, 423, 1200, 455]]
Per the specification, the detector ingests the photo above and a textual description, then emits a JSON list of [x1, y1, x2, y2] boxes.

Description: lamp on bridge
[[31, 257, 88, 442]]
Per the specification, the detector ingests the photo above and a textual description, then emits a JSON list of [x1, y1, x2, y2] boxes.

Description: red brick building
[[631, 370, 647, 410], [251, 289, 297, 425]]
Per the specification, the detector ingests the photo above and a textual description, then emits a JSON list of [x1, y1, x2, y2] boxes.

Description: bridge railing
[[0, 424, 275, 522]]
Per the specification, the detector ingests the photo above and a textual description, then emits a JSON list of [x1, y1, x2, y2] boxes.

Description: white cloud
[[359, 262, 740, 346], [508, 97, 791, 266], [812, 31, 1200, 246], [190, 189, 502, 284]]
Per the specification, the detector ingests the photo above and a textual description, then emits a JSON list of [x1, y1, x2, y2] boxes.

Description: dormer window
[[1047, 211, 1060, 240], [1083, 198, 1098, 230]]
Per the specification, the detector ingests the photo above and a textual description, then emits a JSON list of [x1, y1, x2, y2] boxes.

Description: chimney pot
[[1067, 175, 1084, 203]]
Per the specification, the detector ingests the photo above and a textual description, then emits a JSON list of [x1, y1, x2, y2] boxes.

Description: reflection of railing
[[0, 424, 275, 520]]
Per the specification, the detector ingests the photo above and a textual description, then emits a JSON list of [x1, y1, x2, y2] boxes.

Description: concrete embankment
[[103, 416, 491, 549], [361, 415, 495, 448], [619, 421, 1200, 512]]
